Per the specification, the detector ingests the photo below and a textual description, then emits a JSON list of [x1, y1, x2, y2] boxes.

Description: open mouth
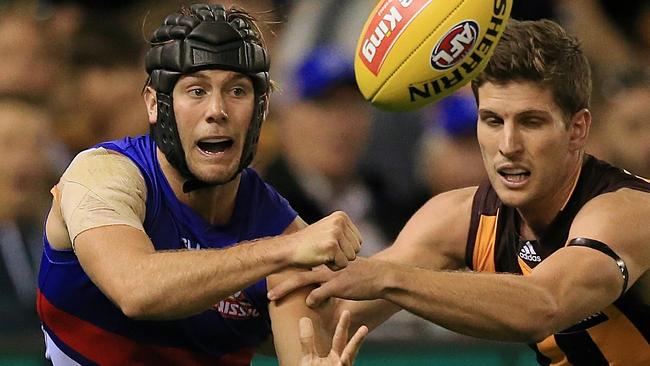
[[497, 168, 531, 183], [197, 138, 234, 154]]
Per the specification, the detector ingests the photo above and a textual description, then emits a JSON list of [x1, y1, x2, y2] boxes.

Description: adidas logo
[[519, 241, 541, 262]]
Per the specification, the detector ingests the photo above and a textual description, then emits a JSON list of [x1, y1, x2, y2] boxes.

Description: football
[[354, 0, 513, 111]]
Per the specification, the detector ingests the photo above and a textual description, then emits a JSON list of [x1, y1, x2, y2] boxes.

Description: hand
[[268, 258, 390, 307], [288, 212, 362, 270], [299, 310, 368, 366]]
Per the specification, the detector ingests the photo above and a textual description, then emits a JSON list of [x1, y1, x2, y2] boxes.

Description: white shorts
[[43, 327, 82, 366]]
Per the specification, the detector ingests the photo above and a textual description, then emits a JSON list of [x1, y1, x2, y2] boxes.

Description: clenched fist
[[287, 211, 362, 270]]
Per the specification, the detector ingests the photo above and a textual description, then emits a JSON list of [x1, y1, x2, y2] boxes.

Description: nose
[[498, 122, 523, 158], [206, 93, 228, 123]]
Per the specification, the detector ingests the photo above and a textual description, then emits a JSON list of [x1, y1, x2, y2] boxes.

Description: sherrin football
[[355, 0, 513, 111]]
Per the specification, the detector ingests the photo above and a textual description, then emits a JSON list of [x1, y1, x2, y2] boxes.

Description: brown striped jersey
[[466, 155, 650, 365]]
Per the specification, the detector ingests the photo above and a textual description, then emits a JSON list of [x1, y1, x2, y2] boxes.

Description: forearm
[[337, 299, 400, 334], [270, 270, 334, 364], [80, 212, 363, 321], [382, 266, 556, 342], [109, 236, 290, 320]]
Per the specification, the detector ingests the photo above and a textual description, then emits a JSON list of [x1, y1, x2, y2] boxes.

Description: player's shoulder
[[398, 187, 477, 241], [578, 187, 650, 217], [67, 147, 135, 171], [421, 186, 477, 217], [570, 187, 650, 253], [416, 186, 477, 236], [391, 187, 477, 268], [61, 147, 144, 188]]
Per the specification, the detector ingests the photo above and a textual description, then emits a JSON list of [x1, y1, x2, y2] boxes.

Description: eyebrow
[[181, 72, 210, 81], [478, 109, 551, 118], [478, 109, 497, 116], [517, 109, 551, 118], [182, 71, 250, 82]]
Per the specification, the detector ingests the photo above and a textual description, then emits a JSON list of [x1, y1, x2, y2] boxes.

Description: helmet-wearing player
[[143, 4, 270, 191], [37, 4, 366, 365]]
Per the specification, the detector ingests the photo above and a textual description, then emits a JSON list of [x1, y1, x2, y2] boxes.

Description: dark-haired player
[[270, 19, 650, 365]]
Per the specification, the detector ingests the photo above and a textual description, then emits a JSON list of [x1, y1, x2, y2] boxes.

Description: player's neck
[[157, 149, 240, 226], [184, 180, 240, 226]]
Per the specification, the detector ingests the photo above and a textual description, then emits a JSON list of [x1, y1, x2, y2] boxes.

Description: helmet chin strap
[[180, 167, 241, 193], [182, 179, 211, 193]]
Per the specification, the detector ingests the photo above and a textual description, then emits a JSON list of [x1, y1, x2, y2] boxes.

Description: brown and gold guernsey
[[465, 155, 650, 366]]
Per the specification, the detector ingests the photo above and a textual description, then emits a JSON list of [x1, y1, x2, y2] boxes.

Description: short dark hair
[[471, 19, 592, 120]]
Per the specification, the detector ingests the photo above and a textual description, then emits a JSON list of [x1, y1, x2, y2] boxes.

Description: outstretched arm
[[269, 188, 475, 332], [72, 213, 360, 320], [270, 220, 368, 365], [270, 276, 369, 366], [269, 219, 338, 364], [273, 189, 650, 342], [381, 189, 650, 341], [49, 150, 363, 320]]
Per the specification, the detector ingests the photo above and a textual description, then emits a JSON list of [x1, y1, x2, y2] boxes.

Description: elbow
[[513, 290, 559, 343], [116, 292, 151, 320], [109, 283, 158, 320], [120, 301, 150, 320], [519, 318, 556, 344]]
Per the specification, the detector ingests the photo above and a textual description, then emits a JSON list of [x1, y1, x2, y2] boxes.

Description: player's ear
[[143, 87, 158, 125], [568, 108, 591, 151]]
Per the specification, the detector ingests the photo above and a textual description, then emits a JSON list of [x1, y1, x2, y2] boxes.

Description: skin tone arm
[[270, 217, 369, 364], [376, 189, 649, 342], [269, 187, 474, 333], [270, 189, 650, 343], [269, 218, 337, 362], [70, 211, 361, 320], [264, 188, 473, 365]]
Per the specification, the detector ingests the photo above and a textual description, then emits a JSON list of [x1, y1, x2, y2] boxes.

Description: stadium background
[[1, 0, 648, 365]]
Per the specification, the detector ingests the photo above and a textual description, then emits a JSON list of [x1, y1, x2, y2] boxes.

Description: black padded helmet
[[145, 3, 270, 191]]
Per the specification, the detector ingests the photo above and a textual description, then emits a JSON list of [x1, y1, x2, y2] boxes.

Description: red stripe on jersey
[[37, 290, 255, 365]]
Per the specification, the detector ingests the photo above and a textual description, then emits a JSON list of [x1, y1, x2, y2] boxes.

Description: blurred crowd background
[[0, 0, 648, 364]]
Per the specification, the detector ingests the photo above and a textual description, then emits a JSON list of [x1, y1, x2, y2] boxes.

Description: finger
[[338, 227, 358, 261], [306, 282, 333, 308], [299, 317, 317, 357], [313, 264, 333, 272], [326, 263, 342, 272], [331, 211, 361, 258], [341, 213, 363, 249], [328, 247, 349, 271], [340, 325, 369, 366], [331, 310, 351, 354], [334, 248, 350, 269], [267, 271, 325, 301]]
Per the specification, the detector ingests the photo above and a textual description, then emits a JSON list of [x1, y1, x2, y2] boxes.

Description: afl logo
[[430, 20, 480, 71]]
